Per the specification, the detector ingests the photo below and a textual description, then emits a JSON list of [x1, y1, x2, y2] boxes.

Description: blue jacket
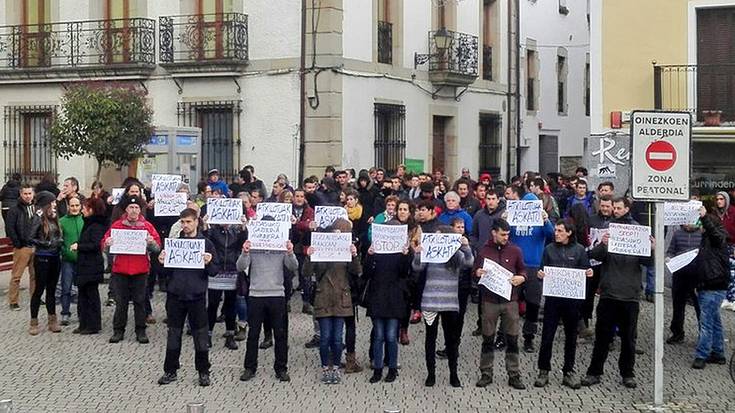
[[510, 193, 554, 268], [208, 179, 231, 197], [565, 192, 594, 217], [438, 208, 473, 235]]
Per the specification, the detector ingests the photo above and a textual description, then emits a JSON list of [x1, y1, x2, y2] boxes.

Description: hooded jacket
[[317, 177, 341, 206], [102, 214, 161, 276], [473, 238, 526, 303], [716, 191, 735, 245], [510, 192, 555, 268], [305, 255, 361, 318], [697, 214, 731, 291]]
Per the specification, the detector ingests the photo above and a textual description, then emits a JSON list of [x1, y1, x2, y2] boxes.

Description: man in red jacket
[[102, 196, 161, 344], [473, 218, 527, 390]]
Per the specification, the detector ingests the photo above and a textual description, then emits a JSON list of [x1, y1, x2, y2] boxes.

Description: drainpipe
[[514, 0, 522, 177], [298, 0, 307, 184], [505, 0, 513, 181]]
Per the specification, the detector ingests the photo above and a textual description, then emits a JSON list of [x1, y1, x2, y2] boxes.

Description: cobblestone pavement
[[0, 278, 733, 413]]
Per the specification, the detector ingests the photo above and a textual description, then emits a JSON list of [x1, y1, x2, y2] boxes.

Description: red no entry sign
[[645, 140, 677, 172]]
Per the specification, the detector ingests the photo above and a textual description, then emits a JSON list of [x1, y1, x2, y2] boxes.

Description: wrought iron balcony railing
[[0, 18, 155, 70], [428, 29, 478, 78], [159, 13, 248, 66], [482, 45, 492, 81], [377, 20, 392, 64], [654, 63, 735, 123]]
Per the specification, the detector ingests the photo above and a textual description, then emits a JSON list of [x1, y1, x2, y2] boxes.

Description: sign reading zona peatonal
[[631, 111, 691, 201]]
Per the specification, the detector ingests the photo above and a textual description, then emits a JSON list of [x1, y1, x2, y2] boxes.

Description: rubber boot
[[47, 314, 62, 333]]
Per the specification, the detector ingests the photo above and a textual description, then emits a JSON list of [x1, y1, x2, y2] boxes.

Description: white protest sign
[[542, 266, 587, 300], [207, 198, 243, 225], [256, 202, 293, 223], [588, 227, 608, 266], [506, 200, 544, 226], [666, 249, 699, 273], [111, 188, 125, 205], [109, 228, 148, 255], [478, 258, 513, 300], [163, 238, 205, 269], [664, 200, 702, 226], [608, 223, 651, 257], [314, 206, 348, 229], [154, 192, 188, 217], [151, 174, 182, 196], [310, 232, 353, 262], [247, 220, 291, 251], [420, 233, 462, 264], [372, 224, 408, 254]]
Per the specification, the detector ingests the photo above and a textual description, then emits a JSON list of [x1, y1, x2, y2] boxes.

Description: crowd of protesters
[[0, 164, 734, 389]]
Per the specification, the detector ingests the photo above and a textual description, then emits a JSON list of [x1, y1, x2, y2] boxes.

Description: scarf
[[347, 203, 363, 221]]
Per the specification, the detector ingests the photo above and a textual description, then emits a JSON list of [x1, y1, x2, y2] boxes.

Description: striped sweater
[[413, 245, 474, 312]]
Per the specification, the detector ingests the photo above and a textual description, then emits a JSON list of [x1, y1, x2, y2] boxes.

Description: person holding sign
[[102, 196, 161, 345], [438, 192, 473, 236], [473, 219, 527, 390], [157, 208, 217, 387], [533, 220, 593, 389], [580, 195, 614, 338], [412, 226, 474, 388], [581, 197, 653, 389], [665, 221, 702, 344], [303, 219, 361, 385], [72, 198, 108, 335]]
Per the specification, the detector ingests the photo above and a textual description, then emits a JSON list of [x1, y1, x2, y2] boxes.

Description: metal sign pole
[[653, 201, 665, 406]]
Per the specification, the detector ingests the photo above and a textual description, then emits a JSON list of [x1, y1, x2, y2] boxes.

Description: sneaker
[[276, 371, 291, 382], [109, 331, 124, 343], [581, 375, 601, 386], [136, 331, 150, 344], [666, 333, 685, 345], [475, 374, 493, 388], [9, 303, 20, 311], [384, 368, 397, 383], [240, 369, 256, 381], [471, 327, 482, 337], [534, 370, 549, 388], [60, 314, 70, 326], [562, 372, 581, 389], [436, 349, 448, 359], [706, 354, 727, 365], [260, 337, 273, 350], [304, 335, 320, 349], [321, 369, 331, 384], [330, 368, 341, 384], [523, 339, 535, 353], [198, 372, 211, 387], [692, 358, 706, 369], [508, 376, 526, 390], [622, 377, 637, 388], [234, 325, 247, 341], [157, 372, 177, 385]]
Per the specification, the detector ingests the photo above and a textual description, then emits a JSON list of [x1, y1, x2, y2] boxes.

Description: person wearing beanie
[[207, 169, 231, 197]]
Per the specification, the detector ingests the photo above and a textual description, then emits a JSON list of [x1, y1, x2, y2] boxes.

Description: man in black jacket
[[581, 195, 614, 335], [157, 208, 218, 387], [534, 220, 593, 389], [6, 183, 36, 310]]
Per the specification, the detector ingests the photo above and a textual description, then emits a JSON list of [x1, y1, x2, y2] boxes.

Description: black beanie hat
[[35, 191, 56, 209]]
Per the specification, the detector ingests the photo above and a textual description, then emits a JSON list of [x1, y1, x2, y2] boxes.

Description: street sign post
[[630, 111, 692, 408]]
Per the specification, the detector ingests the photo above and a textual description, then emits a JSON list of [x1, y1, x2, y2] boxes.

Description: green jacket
[[59, 213, 84, 262]]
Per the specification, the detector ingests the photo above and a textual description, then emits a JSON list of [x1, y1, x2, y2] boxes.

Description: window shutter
[[697, 7, 735, 121]]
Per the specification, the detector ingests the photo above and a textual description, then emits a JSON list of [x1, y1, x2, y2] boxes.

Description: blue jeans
[[318, 317, 345, 368], [371, 317, 399, 369], [59, 261, 76, 316], [695, 290, 726, 360], [645, 265, 655, 296], [236, 294, 248, 324]]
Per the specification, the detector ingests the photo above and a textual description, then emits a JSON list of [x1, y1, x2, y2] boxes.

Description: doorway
[[432, 116, 449, 175], [539, 135, 558, 175]]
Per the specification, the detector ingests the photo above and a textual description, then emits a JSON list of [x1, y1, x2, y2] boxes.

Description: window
[[481, 0, 495, 81], [479, 114, 501, 179], [19, 0, 52, 67], [374, 103, 406, 172], [696, 7, 735, 122], [178, 101, 241, 182], [557, 53, 568, 115], [526, 49, 538, 111], [585, 61, 590, 116], [3, 105, 56, 182], [559, 0, 569, 15], [377, 0, 393, 64]]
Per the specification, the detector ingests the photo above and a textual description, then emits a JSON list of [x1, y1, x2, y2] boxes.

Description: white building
[[0, 0, 518, 191], [519, 0, 590, 176]]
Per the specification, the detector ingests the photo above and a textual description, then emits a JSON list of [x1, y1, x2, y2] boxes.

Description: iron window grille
[[479, 114, 501, 179], [3, 105, 57, 182], [377, 20, 393, 64], [374, 103, 406, 173]]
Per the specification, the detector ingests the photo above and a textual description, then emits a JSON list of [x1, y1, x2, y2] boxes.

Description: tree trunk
[[95, 159, 103, 182]]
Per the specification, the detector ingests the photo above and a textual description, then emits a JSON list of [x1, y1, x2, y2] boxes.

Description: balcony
[[377, 20, 392, 65], [482, 45, 492, 81], [654, 63, 735, 125], [159, 13, 248, 73], [427, 29, 478, 87], [0, 18, 155, 80]]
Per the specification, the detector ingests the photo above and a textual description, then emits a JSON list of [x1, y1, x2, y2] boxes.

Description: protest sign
[[163, 238, 205, 269], [420, 233, 462, 264], [588, 228, 609, 267], [207, 198, 243, 225], [310, 232, 353, 262], [542, 266, 587, 299], [151, 174, 182, 196], [109, 229, 148, 255], [256, 202, 293, 223], [372, 224, 408, 254], [478, 258, 513, 300], [314, 206, 348, 229], [664, 200, 702, 226], [247, 220, 291, 251], [506, 200, 544, 226], [111, 188, 124, 205], [666, 249, 699, 273], [608, 223, 651, 257], [154, 192, 188, 217]]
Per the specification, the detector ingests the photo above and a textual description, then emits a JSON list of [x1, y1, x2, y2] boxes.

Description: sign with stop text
[[631, 111, 691, 201]]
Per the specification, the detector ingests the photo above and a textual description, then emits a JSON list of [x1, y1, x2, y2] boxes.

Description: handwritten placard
[[256, 202, 293, 223], [479, 258, 513, 300], [310, 232, 353, 262], [247, 220, 291, 251], [151, 174, 182, 196], [664, 200, 702, 226], [314, 206, 348, 229], [542, 266, 586, 299], [588, 228, 608, 266], [154, 192, 188, 217], [111, 188, 124, 205], [163, 238, 205, 269], [420, 233, 462, 264], [608, 223, 651, 257], [506, 200, 544, 226], [109, 228, 148, 255], [666, 249, 699, 273], [372, 224, 408, 254], [207, 198, 243, 225]]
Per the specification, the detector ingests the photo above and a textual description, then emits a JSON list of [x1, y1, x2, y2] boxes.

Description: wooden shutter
[[697, 8, 735, 121]]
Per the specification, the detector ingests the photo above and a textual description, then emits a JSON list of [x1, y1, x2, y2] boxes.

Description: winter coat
[[362, 252, 412, 319], [59, 213, 84, 263], [75, 215, 107, 285], [540, 241, 590, 291], [461, 196, 482, 217], [438, 208, 473, 236], [470, 202, 505, 251], [473, 239, 526, 303], [697, 214, 731, 291], [306, 255, 361, 318], [667, 226, 703, 274], [165, 233, 219, 301], [29, 216, 63, 256], [510, 193, 555, 268], [589, 211, 613, 229], [102, 214, 161, 276], [207, 179, 230, 197], [205, 225, 248, 273], [5, 201, 35, 248], [565, 192, 594, 217], [292, 204, 315, 254], [0, 179, 20, 211]]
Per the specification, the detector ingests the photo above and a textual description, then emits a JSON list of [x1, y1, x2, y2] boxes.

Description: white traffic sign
[[630, 111, 691, 201]]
